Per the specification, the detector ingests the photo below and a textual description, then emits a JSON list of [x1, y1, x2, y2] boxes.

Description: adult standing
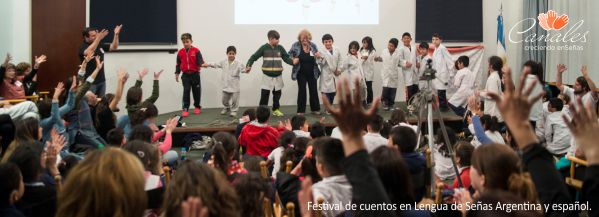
[[289, 29, 321, 115], [78, 25, 122, 97]]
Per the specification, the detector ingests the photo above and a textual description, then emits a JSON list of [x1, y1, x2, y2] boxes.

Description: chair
[[315, 197, 324, 217], [163, 166, 171, 186], [284, 202, 295, 217], [565, 155, 588, 189], [285, 160, 293, 173]]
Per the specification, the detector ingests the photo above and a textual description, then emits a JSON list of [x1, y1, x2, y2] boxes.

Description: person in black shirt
[[78, 25, 122, 97]]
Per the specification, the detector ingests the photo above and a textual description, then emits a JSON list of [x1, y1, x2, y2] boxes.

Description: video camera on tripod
[[420, 59, 437, 81]]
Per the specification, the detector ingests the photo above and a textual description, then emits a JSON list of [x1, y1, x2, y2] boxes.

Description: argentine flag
[[497, 9, 507, 63]]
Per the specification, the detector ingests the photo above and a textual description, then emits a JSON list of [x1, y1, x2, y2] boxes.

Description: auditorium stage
[[155, 102, 464, 135]]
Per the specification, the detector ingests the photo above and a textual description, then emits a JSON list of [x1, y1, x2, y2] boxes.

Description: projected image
[[235, 0, 379, 25]]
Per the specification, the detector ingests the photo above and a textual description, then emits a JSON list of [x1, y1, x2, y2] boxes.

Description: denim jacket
[[288, 41, 321, 81]]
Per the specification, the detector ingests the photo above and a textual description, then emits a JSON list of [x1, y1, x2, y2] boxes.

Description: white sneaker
[[230, 111, 237, 117], [220, 108, 229, 115]]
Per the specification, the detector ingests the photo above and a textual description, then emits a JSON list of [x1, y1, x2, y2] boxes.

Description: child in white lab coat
[[202, 46, 246, 117], [374, 38, 401, 110], [431, 33, 454, 111], [342, 41, 367, 106], [415, 42, 432, 90], [360, 36, 377, 105], [448, 56, 475, 117], [399, 33, 418, 101], [317, 34, 342, 105]]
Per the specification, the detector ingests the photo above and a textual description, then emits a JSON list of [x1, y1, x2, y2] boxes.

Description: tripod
[[408, 62, 464, 197]]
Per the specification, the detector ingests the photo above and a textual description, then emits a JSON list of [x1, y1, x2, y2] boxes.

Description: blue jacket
[[288, 41, 321, 81]]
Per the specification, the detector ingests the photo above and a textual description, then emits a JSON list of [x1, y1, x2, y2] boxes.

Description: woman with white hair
[[289, 29, 322, 115]]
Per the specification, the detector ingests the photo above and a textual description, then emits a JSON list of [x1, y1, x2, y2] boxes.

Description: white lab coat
[[207, 59, 245, 93], [342, 54, 367, 100], [448, 67, 475, 107], [414, 54, 432, 90], [524, 74, 544, 122], [317, 46, 342, 93], [379, 48, 402, 88], [431, 44, 454, 90], [360, 49, 376, 81], [482, 71, 503, 122], [399, 45, 418, 86]]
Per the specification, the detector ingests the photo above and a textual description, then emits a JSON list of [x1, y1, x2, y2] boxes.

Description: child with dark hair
[[467, 96, 506, 147], [1, 117, 42, 163], [389, 126, 426, 201], [309, 122, 326, 138], [238, 106, 284, 157], [363, 114, 387, 153], [268, 131, 296, 178], [389, 109, 417, 132], [374, 38, 402, 110], [317, 34, 342, 105], [432, 128, 457, 182], [202, 46, 246, 117], [415, 42, 432, 90], [118, 68, 161, 134], [106, 128, 125, 147], [451, 141, 474, 190], [175, 33, 204, 117], [448, 55, 475, 117], [0, 162, 25, 217], [431, 33, 453, 111], [311, 137, 352, 217], [232, 173, 271, 217], [370, 146, 416, 206], [14, 56, 46, 96], [360, 36, 377, 105], [544, 98, 571, 157], [127, 117, 177, 155], [235, 108, 256, 140], [8, 142, 59, 217], [245, 30, 294, 117], [291, 115, 310, 138], [480, 56, 504, 122], [275, 137, 310, 217], [343, 41, 367, 106], [211, 132, 247, 181], [399, 33, 419, 101]]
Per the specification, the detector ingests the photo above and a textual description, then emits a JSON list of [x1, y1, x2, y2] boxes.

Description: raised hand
[[581, 65, 589, 77], [138, 68, 149, 80], [154, 69, 164, 80], [32, 55, 47, 69], [53, 82, 65, 100], [165, 117, 178, 133], [323, 77, 379, 138], [4, 53, 12, 65], [118, 68, 129, 83], [557, 64, 567, 74], [278, 119, 292, 131], [563, 97, 599, 164], [94, 56, 104, 70], [467, 95, 482, 116], [68, 76, 77, 91], [97, 29, 109, 40], [181, 197, 209, 217], [114, 24, 123, 35]]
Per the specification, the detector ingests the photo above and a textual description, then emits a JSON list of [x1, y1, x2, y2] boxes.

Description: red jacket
[[176, 46, 203, 74], [238, 122, 282, 157], [451, 167, 471, 189]]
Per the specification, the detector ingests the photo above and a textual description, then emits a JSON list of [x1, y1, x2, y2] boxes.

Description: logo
[[508, 10, 589, 51], [537, 10, 569, 31]]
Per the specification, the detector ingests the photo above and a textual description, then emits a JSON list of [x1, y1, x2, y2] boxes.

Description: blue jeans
[[90, 82, 106, 97]]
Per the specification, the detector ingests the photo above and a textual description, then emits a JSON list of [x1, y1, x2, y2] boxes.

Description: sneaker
[[230, 111, 237, 117], [272, 109, 284, 117], [182, 110, 189, 117], [194, 107, 201, 115], [311, 111, 321, 115], [220, 108, 229, 115]]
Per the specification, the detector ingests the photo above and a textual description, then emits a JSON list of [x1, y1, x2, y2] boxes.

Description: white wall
[[101, 0, 524, 115], [0, 0, 32, 62]]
